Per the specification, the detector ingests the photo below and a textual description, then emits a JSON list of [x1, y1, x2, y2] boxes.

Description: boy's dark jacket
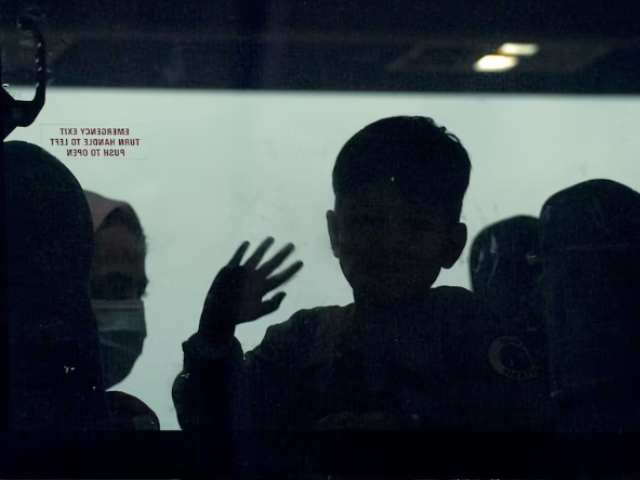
[[173, 286, 551, 433]]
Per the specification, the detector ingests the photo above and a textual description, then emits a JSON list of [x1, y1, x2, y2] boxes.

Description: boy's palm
[[199, 237, 303, 338]]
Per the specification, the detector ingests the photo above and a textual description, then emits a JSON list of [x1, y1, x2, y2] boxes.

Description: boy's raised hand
[[198, 237, 303, 342]]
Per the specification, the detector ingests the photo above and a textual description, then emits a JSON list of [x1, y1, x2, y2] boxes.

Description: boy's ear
[[326, 210, 341, 259], [441, 222, 468, 269]]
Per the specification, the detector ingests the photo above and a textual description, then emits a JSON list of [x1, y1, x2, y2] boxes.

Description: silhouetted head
[[85, 191, 148, 389], [327, 116, 470, 306], [470, 216, 541, 324], [539, 180, 640, 307], [539, 179, 640, 430], [6, 143, 94, 295], [105, 391, 159, 430], [4, 141, 108, 430]]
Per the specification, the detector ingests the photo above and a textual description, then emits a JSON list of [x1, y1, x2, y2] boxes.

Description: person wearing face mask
[[84, 191, 148, 389], [84, 191, 158, 430], [5, 142, 158, 479]]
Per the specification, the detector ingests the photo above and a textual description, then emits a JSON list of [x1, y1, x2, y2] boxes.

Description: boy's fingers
[[228, 241, 250, 267], [258, 243, 295, 277], [260, 292, 286, 317], [245, 237, 275, 270], [264, 261, 303, 292]]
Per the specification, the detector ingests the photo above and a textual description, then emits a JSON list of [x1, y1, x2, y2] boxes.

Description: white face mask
[[91, 299, 147, 337], [91, 299, 147, 389]]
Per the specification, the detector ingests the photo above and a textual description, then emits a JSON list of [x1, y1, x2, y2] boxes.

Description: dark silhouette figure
[[172, 117, 550, 472], [469, 216, 546, 360], [469, 216, 552, 432], [84, 191, 148, 390], [5, 141, 109, 430], [539, 179, 640, 433]]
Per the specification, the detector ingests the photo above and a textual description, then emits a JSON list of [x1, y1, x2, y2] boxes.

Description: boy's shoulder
[[431, 285, 515, 339], [253, 305, 351, 359], [432, 286, 544, 386], [263, 288, 496, 344], [431, 285, 494, 311], [431, 285, 531, 338], [267, 304, 350, 335], [430, 285, 498, 328]]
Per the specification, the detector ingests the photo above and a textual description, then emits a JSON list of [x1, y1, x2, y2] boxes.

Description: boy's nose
[[381, 217, 409, 249]]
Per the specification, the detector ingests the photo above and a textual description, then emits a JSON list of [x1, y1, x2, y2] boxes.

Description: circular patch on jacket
[[488, 336, 538, 381]]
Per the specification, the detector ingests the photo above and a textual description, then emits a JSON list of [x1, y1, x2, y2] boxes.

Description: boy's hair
[[332, 116, 471, 224]]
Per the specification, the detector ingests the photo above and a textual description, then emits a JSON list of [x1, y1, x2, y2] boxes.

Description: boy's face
[[327, 181, 467, 305]]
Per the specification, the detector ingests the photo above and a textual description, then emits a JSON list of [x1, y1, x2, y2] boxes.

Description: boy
[[173, 117, 548, 435]]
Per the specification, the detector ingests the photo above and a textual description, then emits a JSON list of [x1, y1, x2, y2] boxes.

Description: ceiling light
[[498, 43, 539, 56], [473, 55, 519, 72]]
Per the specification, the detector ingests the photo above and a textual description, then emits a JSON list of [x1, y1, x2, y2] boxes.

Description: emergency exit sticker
[[40, 125, 146, 160]]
